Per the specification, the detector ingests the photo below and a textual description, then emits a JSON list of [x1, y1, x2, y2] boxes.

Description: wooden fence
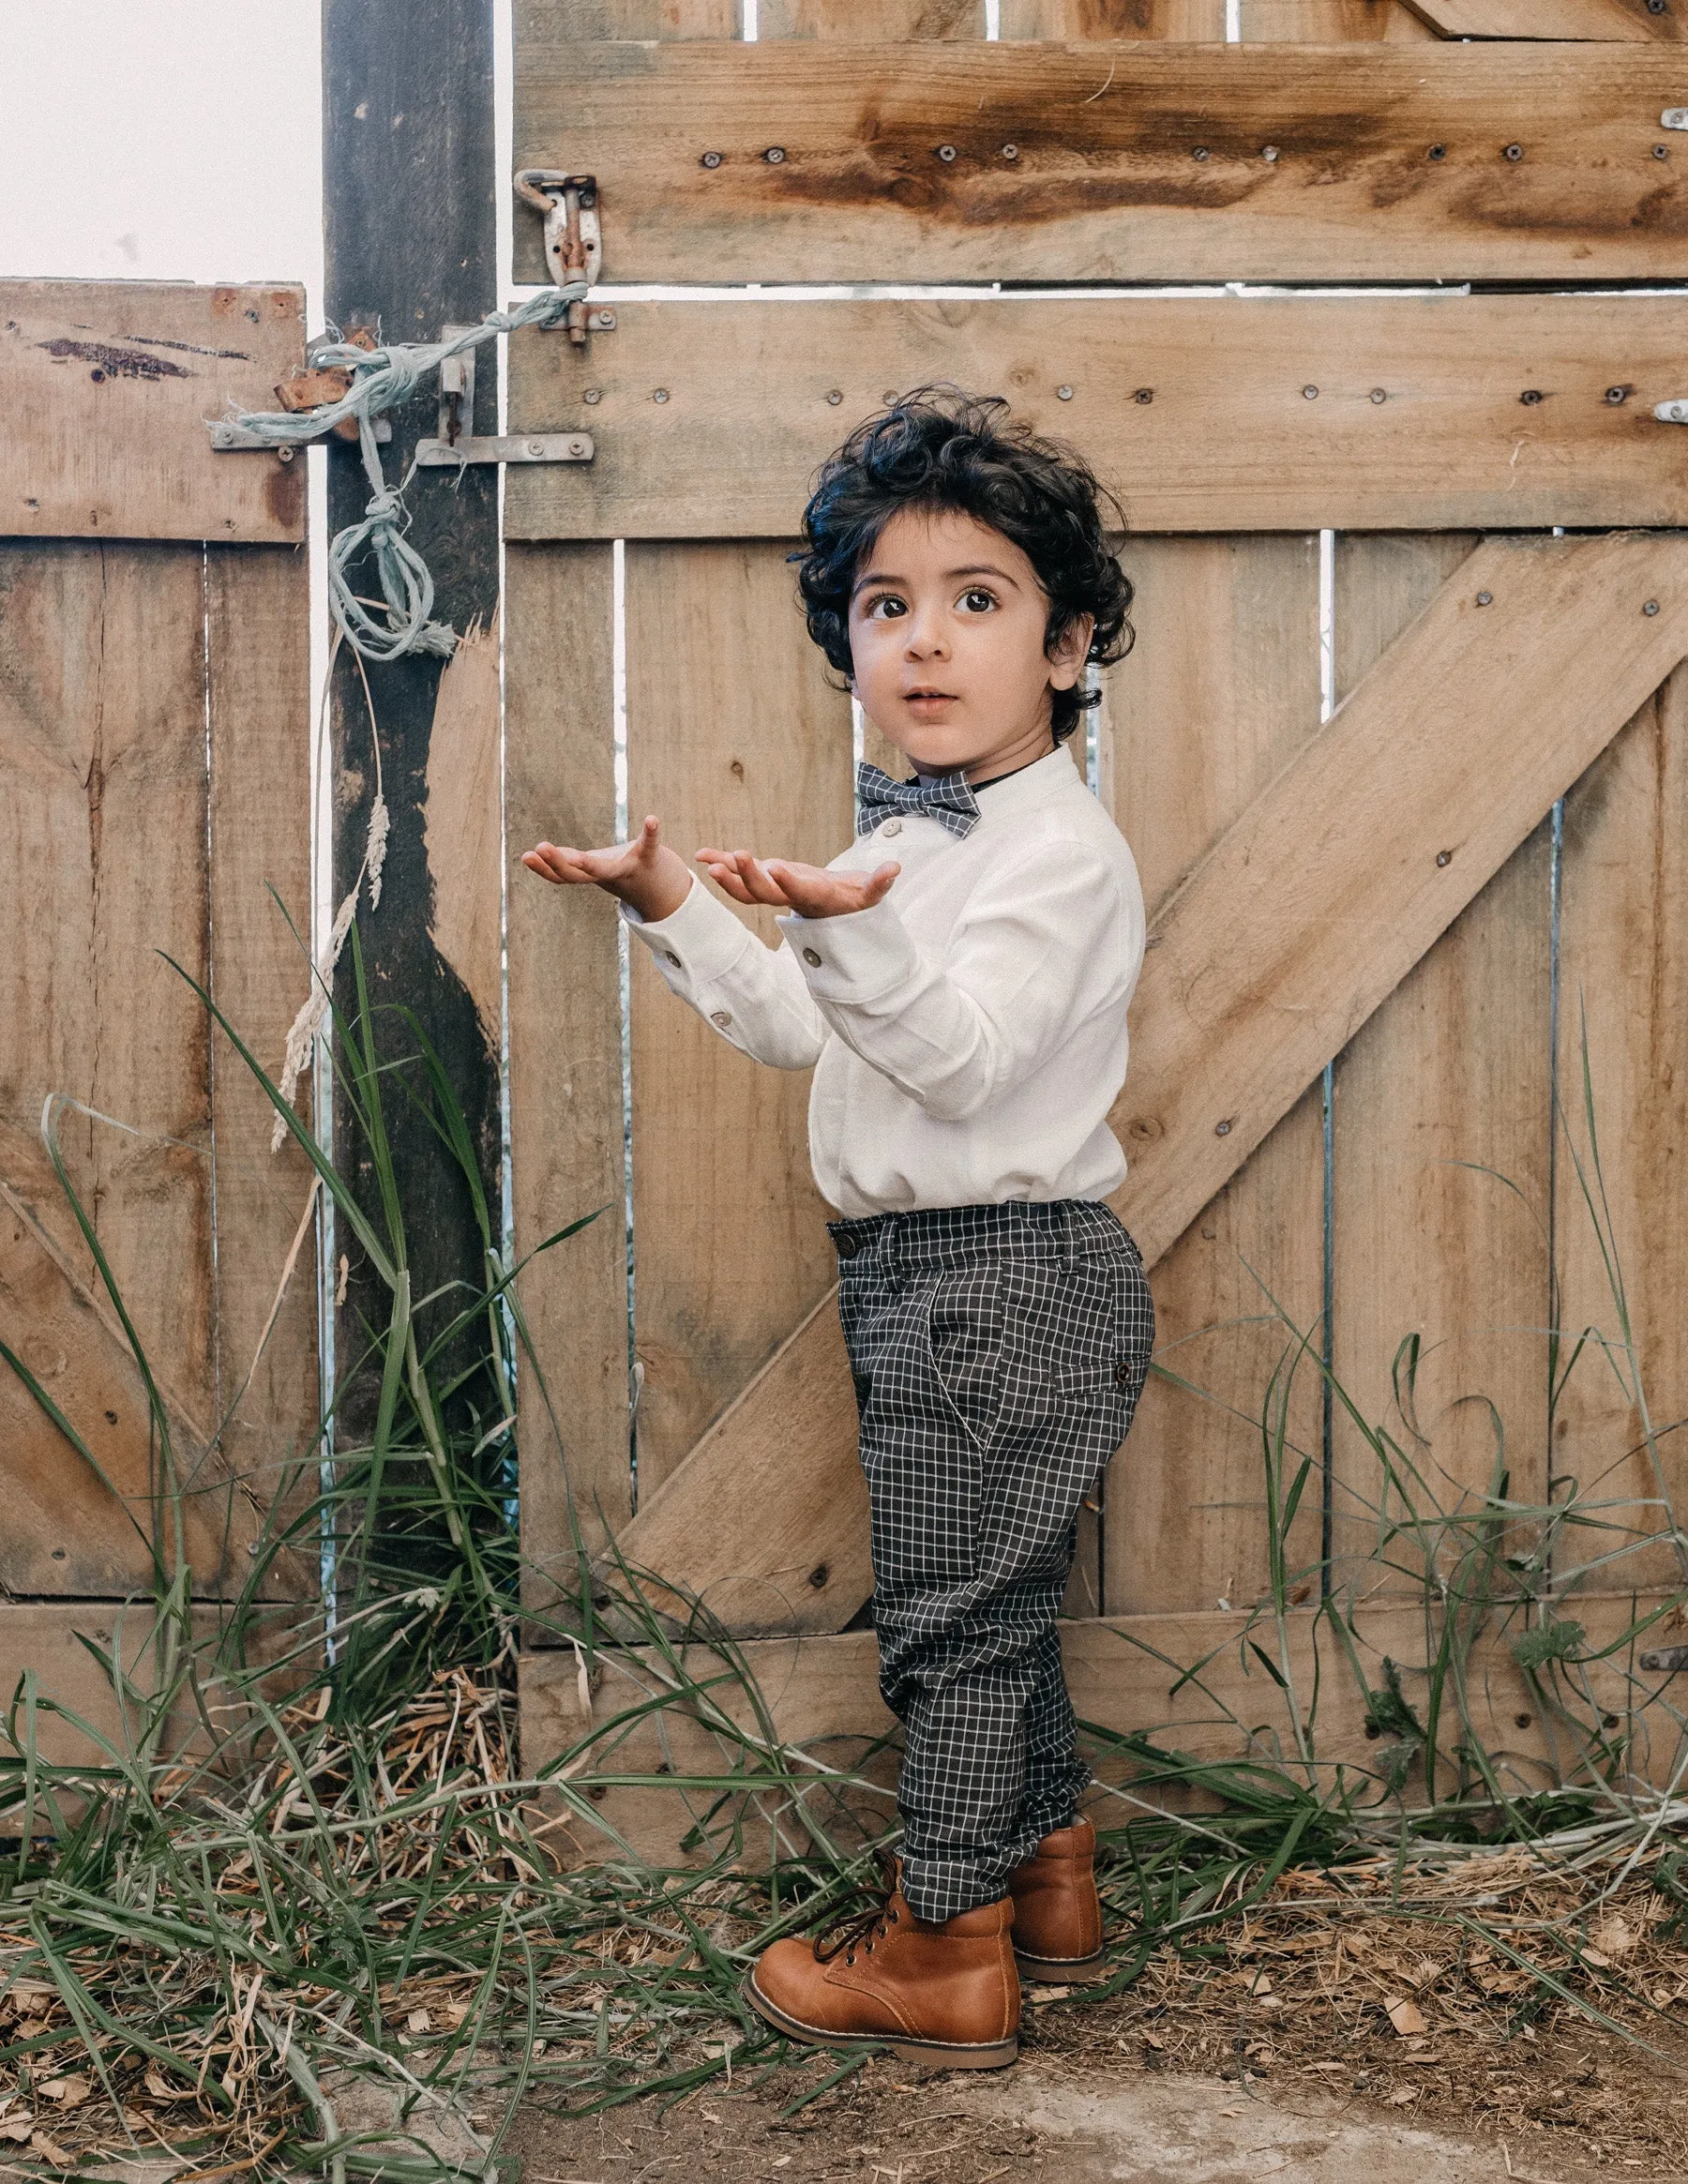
[[0, 281, 316, 1750], [506, 0, 1688, 1793]]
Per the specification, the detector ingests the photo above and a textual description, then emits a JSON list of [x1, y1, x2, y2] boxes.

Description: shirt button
[[881, 818, 902, 837], [802, 946, 822, 967], [710, 1009, 732, 1028], [1113, 1361, 1132, 1387], [665, 951, 682, 968], [836, 1233, 859, 1259]]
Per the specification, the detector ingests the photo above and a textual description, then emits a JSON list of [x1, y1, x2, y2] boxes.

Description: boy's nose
[[904, 616, 949, 658]]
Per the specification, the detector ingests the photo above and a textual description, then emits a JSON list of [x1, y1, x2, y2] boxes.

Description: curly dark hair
[[793, 386, 1133, 746]]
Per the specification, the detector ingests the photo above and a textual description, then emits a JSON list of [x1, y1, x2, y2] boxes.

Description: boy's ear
[[1047, 612, 1094, 691]]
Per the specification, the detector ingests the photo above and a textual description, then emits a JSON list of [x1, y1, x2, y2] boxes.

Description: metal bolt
[[937, 144, 957, 162], [1135, 387, 1153, 404], [1303, 384, 1319, 399], [1436, 849, 1453, 867], [1214, 1119, 1232, 1137], [1261, 145, 1279, 162], [1503, 143, 1524, 160], [1001, 143, 1018, 160], [277, 445, 295, 464], [1520, 388, 1545, 405], [701, 150, 722, 169], [826, 389, 843, 404], [1370, 388, 1386, 404], [1193, 146, 1211, 161], [1428, 144, 1446, 160], [1476, 591, 1493, 606], [764, 146, 786, 164], [1646, 598, 1662, 615], [1606, 384, 1631, 404], [1057, 384, 1073, 400], [583, 387, 601, 405], [653, 388, 670, 403], [527, 439, 544, 456], [1657, 146, 1672, 160]]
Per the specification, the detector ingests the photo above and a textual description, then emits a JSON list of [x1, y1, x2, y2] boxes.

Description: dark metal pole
[[322, 0, 501, 1438]]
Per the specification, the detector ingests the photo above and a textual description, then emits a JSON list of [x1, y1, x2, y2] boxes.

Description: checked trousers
[[830, 1198, 1154, 1923]]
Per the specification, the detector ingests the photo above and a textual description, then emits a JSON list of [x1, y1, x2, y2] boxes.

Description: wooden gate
[[0, 281, 317, 1746], [509, 1, 1688, 1791]]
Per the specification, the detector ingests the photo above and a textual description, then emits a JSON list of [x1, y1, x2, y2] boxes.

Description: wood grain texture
[[1554, 671, 1688, 1597], [1329, 535, 1553, 1590], [761, 0, 982, 29], [1408, 0, 1682, 37], [423, 623, 505, 1056], [205, 548, 320, 1558], [513, 42, 1688, 284], [508, 294, 1688, 541], [0, 543, 216, 1420], [1, 282, 305, 545], [505, 546, 632, 1580], [1104, 536, 1326, 1619], [520, 1589, 1681, 1862], [625, 543, 853, 1503], [1247, 0, 1434, 32], [612, 532, 1688, 1633], [1002, 1, 1225, 28]]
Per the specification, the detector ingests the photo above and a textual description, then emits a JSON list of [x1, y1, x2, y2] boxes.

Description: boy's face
[[847, 506, 1092, 780]]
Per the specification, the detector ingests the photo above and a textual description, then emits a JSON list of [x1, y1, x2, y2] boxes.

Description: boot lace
[[815, 1857, 903, 1970]]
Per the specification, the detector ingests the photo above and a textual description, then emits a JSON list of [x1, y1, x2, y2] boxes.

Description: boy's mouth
[[903, 686, 958, 707]]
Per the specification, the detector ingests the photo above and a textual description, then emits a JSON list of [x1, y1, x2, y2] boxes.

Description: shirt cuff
[[624, 873, 756, 986], [777, 896, 919, 1002]]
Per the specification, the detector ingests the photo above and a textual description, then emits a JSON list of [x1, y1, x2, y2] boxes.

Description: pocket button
[[1113, 1360, 1132, 1387], [836, 1233, 860, 1259]]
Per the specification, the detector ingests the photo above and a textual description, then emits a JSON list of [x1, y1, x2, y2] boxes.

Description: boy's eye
[[958, 587, 997, 613], [865, 594, 907, 620]]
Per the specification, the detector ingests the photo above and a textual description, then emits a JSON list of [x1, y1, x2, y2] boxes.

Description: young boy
[[523, 389, 1153, 2069]]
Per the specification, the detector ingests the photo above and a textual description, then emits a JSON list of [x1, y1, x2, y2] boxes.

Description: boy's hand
[[522, 814, 692, 924], [696, 847, 900, 920]]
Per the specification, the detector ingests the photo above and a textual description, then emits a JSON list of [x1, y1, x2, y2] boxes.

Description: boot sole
[[744, 1973, 1019, 2070], [1015, 1949, 1108, 1985]]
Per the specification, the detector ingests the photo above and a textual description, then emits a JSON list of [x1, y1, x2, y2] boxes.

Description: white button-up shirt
[[624, 744, 1146, 1219]]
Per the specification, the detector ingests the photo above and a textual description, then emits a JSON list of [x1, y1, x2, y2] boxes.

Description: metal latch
[[414, 333, 593, 466], [514, 171, 602, 344], [212, 415, 390, 455]]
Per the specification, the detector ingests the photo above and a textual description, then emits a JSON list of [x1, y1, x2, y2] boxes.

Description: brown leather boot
[[746, 1881, 1020, 2068], [1008, 1818, 1107, 1982]]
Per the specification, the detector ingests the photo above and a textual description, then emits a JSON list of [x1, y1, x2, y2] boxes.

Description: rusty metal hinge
[[514, 171, 607, 346]]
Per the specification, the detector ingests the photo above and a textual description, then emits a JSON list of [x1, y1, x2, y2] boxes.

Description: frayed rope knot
[[218, 282, 589, 663]]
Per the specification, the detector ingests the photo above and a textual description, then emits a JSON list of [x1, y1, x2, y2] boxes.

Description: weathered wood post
[[322, 0, 502, 1435]]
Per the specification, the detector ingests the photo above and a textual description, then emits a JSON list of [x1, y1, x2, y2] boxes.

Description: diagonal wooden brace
[[609, 532, 1688, 1637]]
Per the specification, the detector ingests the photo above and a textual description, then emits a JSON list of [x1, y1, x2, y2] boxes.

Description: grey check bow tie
[[855, 761, 981, 841]]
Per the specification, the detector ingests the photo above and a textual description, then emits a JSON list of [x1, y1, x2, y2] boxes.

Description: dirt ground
[[509, 1986, 1688, 2184]]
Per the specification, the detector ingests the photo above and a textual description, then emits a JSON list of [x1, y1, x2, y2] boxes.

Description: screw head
[[89, 367, 105, 383], [1056, 384, 1073, 400], [826, 389, 842, 404], [1303, 384, 1319, 399], [1135, 387, 1153, 404], [1214, 1119, 1232, 1137], [277, 444, 295, 463], [1476, 591, 1494, 606], [1650, 1, 1667, 14], [1001, 143, 1018, 160], [1503, 143, 1524, 161], [1261, 145, 1279, 163], [764, 146, 786, 164], [1646, 598, 1662, 615], [1436, 849, 1453, 867], [577, 188, 596, 208], [1606, 385, 1630, 404], [1370, 388, 1386, 404], [653, 387, 669, 403], [1428, 144, 1446, 160], [1520, 388, 1545, 405], [937, 143, 957, 162], [527, 439, 544, 456], [1657, 145, 1672, 160], [1193, 146, 1211, 161], [701, 150, 722, 169], [595, 309, 616, 329], [583, 387, 601, 405], [569, 439, 587, 456]]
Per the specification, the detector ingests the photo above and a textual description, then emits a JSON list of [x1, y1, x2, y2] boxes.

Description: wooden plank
[[1103, 537, 1326, 1619], [520, 1590, 1683, 1861], [508, 294, 1688, 540], [1408, 0, 1682, 38], [1247, 0, 1434, 32], [0, 281, 305, 545], [615, 531, 1688, 1634], [1554, 670, 1688, 1598], [0, 543, 217, 1420], [205, 548, 320, 1561], [506, 546, 631, 1582], [761, 0, 982, 28], [513, 41, 1688, 285], [324, 0, 505, 1453], [625, 544, 853, 1505], [1329, 536, 1553, 1590], [1003, 2, 1224, 29]]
